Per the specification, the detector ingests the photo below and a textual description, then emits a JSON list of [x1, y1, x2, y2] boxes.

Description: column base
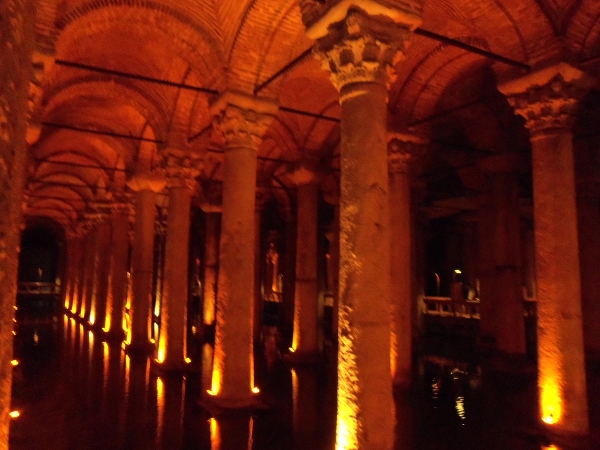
[[392, 374, 413, 391], [151, 358, 195, 374], [104, 328, 126, 344], [198, 392, 267, 416], [283, 349, 322, 366]]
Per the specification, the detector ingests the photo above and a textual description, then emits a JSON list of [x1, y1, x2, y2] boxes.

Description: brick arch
[[57, 4, 227, 91], [44, 78, 168, 144], [391, 40, 486, 128], [227, 0, 305, 93], [565, 0, 600, 60]]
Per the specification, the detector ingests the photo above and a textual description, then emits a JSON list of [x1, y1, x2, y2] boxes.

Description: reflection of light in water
[[209, 418, 221, 448], [431, 378, 440, 409], [248, 416, 254, 450], [103, 342, 109, 393], [455, 396, 466, 423], [125, 354, 131, 399], [11, 360, 19, 367], [542, 445, 559, 450], [33, 331, 39, 345], [156, 377, 165, 444], [9, 411, 20, 419], [292, 369, 298, 405]]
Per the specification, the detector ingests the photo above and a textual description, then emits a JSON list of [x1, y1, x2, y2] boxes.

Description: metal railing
[[17, 282, 61, 295]]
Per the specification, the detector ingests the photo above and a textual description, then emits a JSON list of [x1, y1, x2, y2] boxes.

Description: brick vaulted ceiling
[[26, 0, 600, 229]]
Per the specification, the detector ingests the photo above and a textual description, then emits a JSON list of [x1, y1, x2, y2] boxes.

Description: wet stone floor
[[8, 315, 600, 450]]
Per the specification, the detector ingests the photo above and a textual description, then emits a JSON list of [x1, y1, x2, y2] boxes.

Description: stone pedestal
[[127, 173, 165, 353], [387, 135, 415, 387], [303, 3, 421, 446], [500, 63, 593, 437], [206, 91, 277, 409], [157, 157, 198, 371], [289, 178, 320, 363], [106, 210, 130, 340]]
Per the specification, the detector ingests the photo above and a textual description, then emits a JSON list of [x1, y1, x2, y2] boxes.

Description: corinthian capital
[[498, 63, 595, 136], [210, 91, 278, 150], [305, 3, 421, 95], [161, 150, 202, 190], [387, 132, 427, 173]]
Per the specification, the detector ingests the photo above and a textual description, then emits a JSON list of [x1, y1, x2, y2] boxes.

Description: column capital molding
[[307, 5, 421, 97], [498, 63, 595, 136], [210, 91, 278, 150], [198, 178, 223, 213], [161, 150, 202, 190], [387, 132, 428, 173]]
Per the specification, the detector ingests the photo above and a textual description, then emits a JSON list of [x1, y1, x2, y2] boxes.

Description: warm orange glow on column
[[204, 290, 216, 326], [336, 310, 359, 450], [540, 370, 562, 425], [103, 315, 111, 333], [157, 333, 166, 364]]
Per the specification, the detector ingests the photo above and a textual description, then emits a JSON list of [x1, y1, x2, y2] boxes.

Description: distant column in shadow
[[292, 368, 318, 449]]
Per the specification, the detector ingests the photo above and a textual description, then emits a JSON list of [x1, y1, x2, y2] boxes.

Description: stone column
[[207, 91, 277, 408], [289, 169, 320, 362], [156, 154, 199, 370], [0, 0, 36, 445], [105, 206, 130, 340], [253, 188, 269, 343], [500, 63, 593, 438], [81, 223, 98, 322], [127, 172, 166, 353], [387, 134, 414, 387], [66, 234, 84, 313], [90, 218, 112, 329], [480, 154, 526, 357], [199, 179, 222, 331], [301, 3, 422, 448]]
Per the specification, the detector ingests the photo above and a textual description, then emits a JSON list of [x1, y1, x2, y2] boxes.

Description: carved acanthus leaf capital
[[387, 133, 428, 173], [161, 151, 201, 190], [310, 6, 419, 95], [126, 170, 166, 193], [210, 91, 278, 150], [499, 63, 594, 136]]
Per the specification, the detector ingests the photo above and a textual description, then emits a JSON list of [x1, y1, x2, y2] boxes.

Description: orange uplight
[[288, 347, 296, 353], [185, 357, 191, 363], [157, 347, 165, 364], [252, 386, 260, 394], [540, 374, 562, 425], [9, 411, 20, 419], [103, 315, 111, 333], [10, 360, 18, 367], [336, 311, 359, 450]]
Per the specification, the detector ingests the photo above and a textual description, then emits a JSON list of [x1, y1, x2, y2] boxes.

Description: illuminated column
[[301, 3, 422, 447], [66, 233, 84, 312], [253, 188, 269, 343], [127, 172, 166, 352], [208, 91, 277, 408], [90, 218, 112, 328], [290, 169, 320, 361], [387, 134, 416, 387], [81, 222, 99, 321], [481, 154, 526, 356], [74, 222, 91, 317], [157, 153, 199, 370], [500, 63, 593, 437], [0, 0, 36, 444], [105, 206, 130, 340]]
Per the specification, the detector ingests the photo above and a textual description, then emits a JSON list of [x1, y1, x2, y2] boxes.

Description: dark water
[[7, 315, 600, 450]]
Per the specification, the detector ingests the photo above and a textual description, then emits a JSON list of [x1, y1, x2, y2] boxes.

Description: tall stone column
[[500, 63, 593, 438], [81, 222, 98, 321], [156, 153, 199, 370], [127, 172, 166, 353], [480, 154, 526, 357], [207, 91, 277, 408], [105, 206, 130, 340], [301, 3, 422, 448], [387, 134, 414, 387], [253, 188, 270, 343], [90, 217, 112, 328], [290, 169, 320, 362], [65, 234, 83, 312], [0, 0, 36, 445], [199, 179, 222, 331]]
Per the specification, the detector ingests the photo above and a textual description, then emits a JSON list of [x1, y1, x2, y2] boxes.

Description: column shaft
[[292, 183, 319, 358], [253, 208, 262, 341], [531, 129, 588, 435], [203, 213, 220, 327], [389, 169, 412, 385], [130, 189, 157, 351], [82, 229, 98, 321], [106, 212, 129, 338], [338, 81, 393, 448], [212, 147, 257, 405], [159, 186, 192, 369], [92, 221, 111, 328]]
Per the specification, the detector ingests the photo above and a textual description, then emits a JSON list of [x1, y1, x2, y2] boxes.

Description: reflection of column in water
[[202, 343, 214, 394], [102, 343, 125, 448], [124, 358, 150, 449], [292, 368, 318, 449], [210, 416, 252, 450], [156, 376, 185, 449]]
